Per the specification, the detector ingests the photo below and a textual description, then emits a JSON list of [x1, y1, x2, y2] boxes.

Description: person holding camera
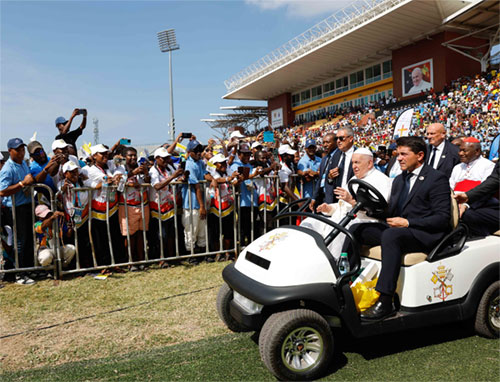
[[50, 139, 82, 187], [55, 108, 87, 153]]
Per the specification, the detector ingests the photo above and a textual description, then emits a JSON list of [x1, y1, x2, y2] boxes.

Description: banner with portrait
[[402, 59, 433, 97]]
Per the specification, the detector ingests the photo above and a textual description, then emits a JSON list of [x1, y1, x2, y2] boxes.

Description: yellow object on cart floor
[[351, 277, 380, 312]]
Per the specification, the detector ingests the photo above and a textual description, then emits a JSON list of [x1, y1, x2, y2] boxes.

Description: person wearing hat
[[449, 137, 497, 237], [182, 140, 213, 254], [27, 141, 58, 192], [297, 139, 321, 199], [227, 130, 246, 165], [34, 205, 75, 268], [116, 146, 152, 270], [148, 147, 184, 261], [207, 154, 239, 254], [277, 144, 300, 216], [51, 139, 81, 186], [344, 137, 451, 320], [84, 143, 127, 267], [55, 108, 87, 153], [301, 148, 392, 259], [230, 142, 263, 244], [0, 138, 36, 284], [58, 160, 93, 269]]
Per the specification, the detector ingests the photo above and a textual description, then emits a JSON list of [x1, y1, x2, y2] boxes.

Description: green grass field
[[1, 261, 499, 381]]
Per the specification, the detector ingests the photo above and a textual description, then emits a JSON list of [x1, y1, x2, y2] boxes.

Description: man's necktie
[[428, 147, 437, 168], [336, 152, 346, 187], [396, 172, 413, 216]]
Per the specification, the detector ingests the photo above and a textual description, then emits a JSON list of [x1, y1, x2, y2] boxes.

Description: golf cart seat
[[360, 191, 461, 266], [494, 230, 500, 236]]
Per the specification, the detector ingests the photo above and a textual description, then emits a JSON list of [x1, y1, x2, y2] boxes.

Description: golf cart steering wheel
[[347, 179, 388, 217]]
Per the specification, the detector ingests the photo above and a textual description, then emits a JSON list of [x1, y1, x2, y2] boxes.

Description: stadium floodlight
[[157, 29, 180, 143]]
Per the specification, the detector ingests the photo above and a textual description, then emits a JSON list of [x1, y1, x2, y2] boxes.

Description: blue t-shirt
[[181, 156, 207, 210], [297, 154, 321, 198], [230, 158, 257, 207], [30, 157, 56, 191], [0, 158, 32, 207]]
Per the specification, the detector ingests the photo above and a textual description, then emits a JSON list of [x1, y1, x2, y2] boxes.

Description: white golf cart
[[216, 179, 499, 381]]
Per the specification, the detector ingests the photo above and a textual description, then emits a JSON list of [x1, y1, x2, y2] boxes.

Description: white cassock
[[300, 168, 392, 259]]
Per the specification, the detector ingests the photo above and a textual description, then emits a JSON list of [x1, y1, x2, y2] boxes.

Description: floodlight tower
[[92, 118, 99, 145], [157, 29, 180, 143]]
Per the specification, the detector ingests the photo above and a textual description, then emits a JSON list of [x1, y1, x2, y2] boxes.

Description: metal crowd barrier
[[0, 173, 319, 280], [1, 184, 59, 278]]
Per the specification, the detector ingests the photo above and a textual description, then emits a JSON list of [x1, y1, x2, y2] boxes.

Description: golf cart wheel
[[216, 283, 250, 333], [474, 281, 500, 339], [259, 309, 333, 381]]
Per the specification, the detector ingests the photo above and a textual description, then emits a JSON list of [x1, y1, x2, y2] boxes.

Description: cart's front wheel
[[475, 280, 500, 338], [259, 309, 333, 381], [216, 283, 251, 333]]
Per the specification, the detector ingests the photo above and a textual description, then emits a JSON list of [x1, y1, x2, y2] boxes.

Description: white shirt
[[84, 162, 125, 203], [408, 163, 424, 193], [149, 164, 176, 206], [428, 140, 445, 169], [340, 146, 355, 189], [449, 156, 495, 191], [408, 80, 432, 95], [52, 155, 80, 186]]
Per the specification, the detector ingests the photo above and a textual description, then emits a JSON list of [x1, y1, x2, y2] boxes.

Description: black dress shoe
[[360, 301, 396, 321]]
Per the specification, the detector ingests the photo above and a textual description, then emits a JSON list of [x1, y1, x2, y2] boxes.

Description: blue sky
[[1, 0, 348, 152]]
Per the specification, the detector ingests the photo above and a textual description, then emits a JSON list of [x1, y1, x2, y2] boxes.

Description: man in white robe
[[301, 148, 392, 258]]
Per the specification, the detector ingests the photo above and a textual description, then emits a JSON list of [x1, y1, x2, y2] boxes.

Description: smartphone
[[120, 138, 131, 145], [263, 131, 275, 143], [138, 157, 147, 165], [179, 161, 186, 170], [238, 166, 250, 179], [181, 133, 192, 139], [77, 109, 87, 115]]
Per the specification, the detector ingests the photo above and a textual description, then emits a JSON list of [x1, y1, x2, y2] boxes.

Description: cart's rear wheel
[[259, 309, 333, 381], [474, 280, 500, 338], [216, 283, 251, 333]]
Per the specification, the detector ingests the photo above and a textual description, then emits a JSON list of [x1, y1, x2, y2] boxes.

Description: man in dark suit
[[329, 126, 355, 191], [309, 133, 337, 211], [426, 123, 460, 178], [346, 136, 451, 320]]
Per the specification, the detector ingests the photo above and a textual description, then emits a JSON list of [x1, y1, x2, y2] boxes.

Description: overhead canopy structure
[[201, 106, 268, 138], [223, 0, 499, 100]]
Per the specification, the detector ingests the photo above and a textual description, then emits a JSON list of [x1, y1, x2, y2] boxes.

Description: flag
[[393, 108, 414, 139]]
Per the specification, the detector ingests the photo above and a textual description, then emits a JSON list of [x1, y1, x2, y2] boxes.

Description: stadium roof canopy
[[201, 106, 268, 137], [223, 0, 499, 101]]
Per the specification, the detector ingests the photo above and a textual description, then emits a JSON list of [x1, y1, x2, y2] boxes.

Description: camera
[[181, 133, 192, 139]]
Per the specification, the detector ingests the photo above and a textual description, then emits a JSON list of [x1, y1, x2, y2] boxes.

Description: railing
[[1, 174, 318, 280], [224, 0, 404, 93]]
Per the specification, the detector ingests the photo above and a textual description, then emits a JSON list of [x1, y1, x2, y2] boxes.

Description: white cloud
[[246, 0, 353, 18]]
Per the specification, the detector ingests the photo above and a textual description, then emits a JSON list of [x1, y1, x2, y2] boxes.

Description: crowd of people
[[0, 71, 499, 288]]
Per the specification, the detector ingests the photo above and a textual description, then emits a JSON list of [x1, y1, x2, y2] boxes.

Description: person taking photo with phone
[[55, 108, 87, 153]]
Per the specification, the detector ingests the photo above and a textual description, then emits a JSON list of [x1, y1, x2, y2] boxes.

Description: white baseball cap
[[210, 153, 227, 164], [51, 139, 70, 151], [278, 144, 296, 156], [153, 147, 170, 158], [251, 141, 263, 149], [230, 131, 245, 139], [90, 144, 109, 155], [62, 161, 79, 173]]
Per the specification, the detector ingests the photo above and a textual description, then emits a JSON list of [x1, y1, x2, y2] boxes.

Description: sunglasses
[[334, 136, 349, 142]]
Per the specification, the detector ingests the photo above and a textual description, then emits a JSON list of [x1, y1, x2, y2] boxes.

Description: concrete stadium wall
[[392, 31, 487, 99], [268, 93, 293, 129]]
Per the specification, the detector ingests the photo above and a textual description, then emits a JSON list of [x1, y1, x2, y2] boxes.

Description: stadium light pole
[[157, 29, 180, 143]]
